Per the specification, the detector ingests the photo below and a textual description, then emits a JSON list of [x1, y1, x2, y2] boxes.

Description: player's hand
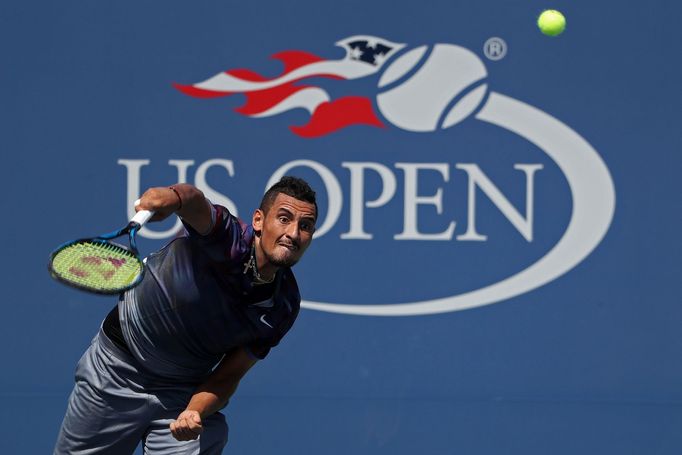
[[136, 187, 182, 222], [170, 410, 204, 441]]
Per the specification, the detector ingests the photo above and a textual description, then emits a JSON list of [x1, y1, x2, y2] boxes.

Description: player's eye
[[278, 216, 289, 224], [300, 222, 314, 233]]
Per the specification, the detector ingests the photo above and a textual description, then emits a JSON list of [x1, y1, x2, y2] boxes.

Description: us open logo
[[122, 35, 615, 316], [174, 36, 491, 136]]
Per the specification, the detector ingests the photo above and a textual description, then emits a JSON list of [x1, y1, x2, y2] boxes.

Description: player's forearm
[[185, 347, 256, 418], [170, 183, 213, 234], [185, 379, 240, 418], [137, 183, 212, 233]]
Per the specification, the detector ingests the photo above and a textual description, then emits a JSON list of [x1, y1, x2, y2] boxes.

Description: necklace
[[243, 246, 275, 284]]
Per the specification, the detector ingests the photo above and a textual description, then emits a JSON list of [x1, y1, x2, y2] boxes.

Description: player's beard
[[263, 244, 300, 268]]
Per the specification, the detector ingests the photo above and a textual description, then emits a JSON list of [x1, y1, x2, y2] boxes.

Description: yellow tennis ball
[[537, 9, 566, 36]]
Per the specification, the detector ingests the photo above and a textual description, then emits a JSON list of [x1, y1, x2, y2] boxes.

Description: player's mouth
[[277, 241, 298, 251]]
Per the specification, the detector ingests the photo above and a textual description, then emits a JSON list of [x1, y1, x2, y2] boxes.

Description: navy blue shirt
[[118, 205, 300, 382]]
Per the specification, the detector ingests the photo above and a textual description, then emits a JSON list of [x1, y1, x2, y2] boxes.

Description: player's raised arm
[[136, 183, 213, 234]]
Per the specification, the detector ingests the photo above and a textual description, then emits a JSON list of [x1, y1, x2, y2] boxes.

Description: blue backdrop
[[1, 0, 680, 453]]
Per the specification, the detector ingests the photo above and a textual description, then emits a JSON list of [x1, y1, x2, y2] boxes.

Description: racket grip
[[130, 210, 155, 227]]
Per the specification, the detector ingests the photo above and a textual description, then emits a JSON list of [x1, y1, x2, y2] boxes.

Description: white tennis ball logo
[[377, 44, 488, 132]]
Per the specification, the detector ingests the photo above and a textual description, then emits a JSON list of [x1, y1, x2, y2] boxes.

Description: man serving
[[55, 176, 317, 454]]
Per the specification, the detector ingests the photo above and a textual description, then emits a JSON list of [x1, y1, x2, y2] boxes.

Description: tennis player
[[54, 176, 317, 454]]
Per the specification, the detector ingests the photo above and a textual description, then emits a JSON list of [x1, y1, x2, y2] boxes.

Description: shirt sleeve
[[245, 282, 301, 360], [244, 342, 273, 360], [180, 204, 246, 263]]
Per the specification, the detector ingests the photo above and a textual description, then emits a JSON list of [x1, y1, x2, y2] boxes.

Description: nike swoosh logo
[[259, 314, 273, 328]]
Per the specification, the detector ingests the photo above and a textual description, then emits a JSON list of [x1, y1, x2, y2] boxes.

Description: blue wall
[[1, 1, 680, 453]]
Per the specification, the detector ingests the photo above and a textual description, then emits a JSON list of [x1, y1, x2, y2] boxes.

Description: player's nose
[[285, 221, 300, 240]]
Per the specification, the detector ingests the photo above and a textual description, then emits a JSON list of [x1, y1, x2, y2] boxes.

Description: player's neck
[[253, 241, 277, 282]]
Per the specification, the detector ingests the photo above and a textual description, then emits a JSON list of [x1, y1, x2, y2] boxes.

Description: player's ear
[[252, 209, 264, 234]]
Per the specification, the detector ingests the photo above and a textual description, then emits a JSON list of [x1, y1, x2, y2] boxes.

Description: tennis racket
[[48, 208, 155, 295]]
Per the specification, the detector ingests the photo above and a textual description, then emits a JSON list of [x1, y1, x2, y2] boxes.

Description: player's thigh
[[143, 413, 228, 455], [54, 343, 148, 454]]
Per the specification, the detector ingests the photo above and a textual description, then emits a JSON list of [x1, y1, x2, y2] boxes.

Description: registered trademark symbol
[[484, 37, 507, 61]]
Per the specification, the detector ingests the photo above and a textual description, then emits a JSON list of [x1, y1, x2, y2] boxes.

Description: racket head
[[48, 238, 145, 295]]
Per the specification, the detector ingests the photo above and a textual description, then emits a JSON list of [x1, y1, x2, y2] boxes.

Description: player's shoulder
[[216, 204, 253, 243]]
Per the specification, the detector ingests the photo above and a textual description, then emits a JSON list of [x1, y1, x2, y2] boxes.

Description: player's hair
[[260, 176, 317, 219]]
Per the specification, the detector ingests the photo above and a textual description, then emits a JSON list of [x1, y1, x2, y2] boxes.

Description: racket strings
[[50, 241, 143, 292]]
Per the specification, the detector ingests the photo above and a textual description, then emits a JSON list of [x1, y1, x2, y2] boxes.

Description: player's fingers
[[170, 411, 203, 440], [171, 420, 187, 435], [188, 415, 204, 434], [149, 212, 171, 222], [170, 421, 182, 440], [136, 188, 165, 210], [170, 417, 188, 436], [134, 198, 147, 213], [179, 417, 201, 440], [171, 418, 191, 440]]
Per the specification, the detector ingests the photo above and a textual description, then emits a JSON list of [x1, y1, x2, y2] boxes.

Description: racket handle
[[130, 209, 155, 227]]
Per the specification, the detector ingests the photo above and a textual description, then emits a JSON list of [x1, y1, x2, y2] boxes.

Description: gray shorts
[[54, 329, 228, 454]]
